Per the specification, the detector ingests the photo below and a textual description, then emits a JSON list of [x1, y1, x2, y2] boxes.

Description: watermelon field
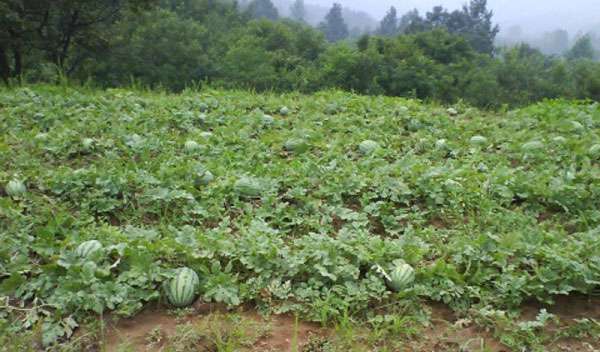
[[2, 85, 600, 351]]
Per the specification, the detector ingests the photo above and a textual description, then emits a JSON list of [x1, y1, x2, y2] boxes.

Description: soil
[[103, 303, 324, 352], [102, 295, 600, 352]]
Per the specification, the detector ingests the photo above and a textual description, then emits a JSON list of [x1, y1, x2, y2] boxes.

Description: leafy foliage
[[1, 86, 600, 346]]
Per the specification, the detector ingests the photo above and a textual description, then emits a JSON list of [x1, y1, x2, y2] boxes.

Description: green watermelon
[[5, 179, 26, 197], [589, 144, 600, 158], [193, 164, 214, 186], [435, 139, 448, 149], [198, 103, 209, 113], [359, 140, 379, 155], [469, 135, 488, 146], [521, 140, 544, 152], [446, 107, 458, 116], [184, 140, 200, 153], [570, 120, 584, 133], [75, 240, 103, 258], [261, 114, 275, 126], [387, 260, 415, 292], [82, 138, 94, 151], [234, 176, 264, 198], [166, 267, 200, 307], [284, 138, 309, 153]]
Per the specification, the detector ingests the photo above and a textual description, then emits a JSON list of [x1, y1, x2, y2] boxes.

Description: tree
[[567, 35, 596, 60], [398, 9, 423, 34], [459, 0, 499, 54], [318, 3, 349, 43], [0, 0, 155, 82], [403, 0, 498, 54], [92, 9, 210, 90], [377, 6, 398, 37], [246, 0, 278, 21], [290, 0, 305, 23]]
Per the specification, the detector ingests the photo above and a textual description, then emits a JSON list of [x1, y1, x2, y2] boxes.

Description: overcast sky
[[306, 0, 600, 35]]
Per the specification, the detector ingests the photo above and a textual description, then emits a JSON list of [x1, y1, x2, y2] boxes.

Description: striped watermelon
[[358, 140, 379, 155], [387, 260, 415, 292], [470, 135, 488, 146], [166, 267, 200, 307], [75, 240, 103, 258], [5, 179, 26, 197], [589, 144, 600, 158]]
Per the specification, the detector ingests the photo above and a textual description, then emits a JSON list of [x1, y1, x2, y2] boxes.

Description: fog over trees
[[303, 0, 600, 34], [271, 0, 600, 54]]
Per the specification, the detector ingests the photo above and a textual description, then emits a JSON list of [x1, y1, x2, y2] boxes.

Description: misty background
[[268, 0, 600, 54]]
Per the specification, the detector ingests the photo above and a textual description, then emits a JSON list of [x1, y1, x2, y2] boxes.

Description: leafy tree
[[0, 0, 30, 82], [319, 42, 381, 94], [398, 9, 423, 34], [571, 59, 600, 100], [0, 0, 155, 82], [404, 0, 499, 54], [377, 6, 398, 37], [290, 0, 305, 23], [318, 3, 349, 43], [459, 0, 499, 54], [89, 9, 209, 90], [567, 35, 596, 60], [221, 19, 325, 91], [492, 44, 571, 106], [246, 0, 278, 21]]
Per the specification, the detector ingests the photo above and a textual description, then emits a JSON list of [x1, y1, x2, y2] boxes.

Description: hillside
[[1, 86, 600, 350]]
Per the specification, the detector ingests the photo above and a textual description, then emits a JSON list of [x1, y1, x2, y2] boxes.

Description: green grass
[[1, 85, 600, 350]]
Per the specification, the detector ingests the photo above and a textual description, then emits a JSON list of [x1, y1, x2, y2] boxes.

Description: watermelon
[[284, 138, 309, 153], [166, 267, 200, 307], [75, 240, 103, 258], [570, 120, 584, 133], [589, 144, 600, 158], [234, 176, 264, 198], [435, 139, 448, 149], [280, 106, 290, 116], [34, 132, 49, 141], [521, 140, 544, 152], [387, 260, 415, 292], [184, 140, 200, 153], [261, 114, 275, 126], [82, 138, 94, 151], [447, 107, 458, 116], [5, 179, 26, 197], [469, 135, 488, 146], [193, 164, 214, 186], [359, 140, 379, 155]]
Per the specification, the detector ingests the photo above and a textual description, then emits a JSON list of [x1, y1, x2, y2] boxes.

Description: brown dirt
[[104, 309, 180, 351], [416, 303, 508, 352], [102, 295, 600, 352], [521, 294, 600, 321], [103, 303, 323, 352], [254, 314, 324, 352]]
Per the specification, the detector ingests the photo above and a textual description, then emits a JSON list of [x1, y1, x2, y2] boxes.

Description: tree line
[[1, 0, 599, 108]]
